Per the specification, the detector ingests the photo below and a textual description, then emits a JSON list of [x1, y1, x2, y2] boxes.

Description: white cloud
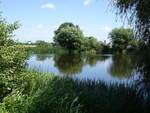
[[37, 24, 44, 29], [83, 0, 94, 6], [41, 3, 55, 9], [100, 26, 112, 32]]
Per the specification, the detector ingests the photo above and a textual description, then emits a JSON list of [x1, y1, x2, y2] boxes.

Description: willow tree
[[113, 0, 150, 46]]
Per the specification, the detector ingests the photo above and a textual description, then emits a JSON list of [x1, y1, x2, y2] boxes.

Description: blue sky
[[1, 0, 126, 42]]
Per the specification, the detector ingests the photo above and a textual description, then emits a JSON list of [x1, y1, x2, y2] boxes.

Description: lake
[[27, 53, 140, 84]]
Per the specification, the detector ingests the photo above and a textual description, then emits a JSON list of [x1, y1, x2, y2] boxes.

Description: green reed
[[1, 70, 149, 113]]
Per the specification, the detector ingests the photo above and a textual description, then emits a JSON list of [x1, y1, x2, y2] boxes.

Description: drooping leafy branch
[[113, 0, 150, 45]]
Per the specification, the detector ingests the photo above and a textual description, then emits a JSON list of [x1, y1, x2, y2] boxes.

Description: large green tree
[[53, 23, 84, 53], [54, 22, 76, 35], [109, 28, 138, 52]]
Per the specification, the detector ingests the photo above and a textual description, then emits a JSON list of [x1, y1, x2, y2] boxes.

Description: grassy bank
[[25, 46, 67, 54], [1, 69, 149, 113], [25, 47, 98, 55]]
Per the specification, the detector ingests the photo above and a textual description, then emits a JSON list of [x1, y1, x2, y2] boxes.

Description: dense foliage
[[0, 14, 28, 101], [35, 40, 52, 48], [0, 15, 20, 46], [109, 28, 139, 52], [82, 36, 101, 52], [0, 46, 28, 101], [54, 22, 102, 53], [54, 23, 84, 53]]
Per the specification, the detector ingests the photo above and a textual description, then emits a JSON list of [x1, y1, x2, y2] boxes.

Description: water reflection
[[53, 54, 112, 75], [54, 54, 84, 75], [109, 55, 137, 78], [27, 53, 138, 82], [36, 54, 53, 61], [85, 55, 110, 66]]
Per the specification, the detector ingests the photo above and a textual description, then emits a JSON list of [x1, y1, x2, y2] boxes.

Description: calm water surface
[[27, 54, 139, 84]]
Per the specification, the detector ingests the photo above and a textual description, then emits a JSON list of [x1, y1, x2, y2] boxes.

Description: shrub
[[0, 46, 28, 101]]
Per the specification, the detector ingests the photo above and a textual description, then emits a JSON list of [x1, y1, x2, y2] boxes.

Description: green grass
[[24, 46, 98, 55], [25, 47, 67, 54], [1, 70, 149, 113]]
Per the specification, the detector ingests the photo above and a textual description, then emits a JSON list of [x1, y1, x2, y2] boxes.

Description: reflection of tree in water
[[84, 55, 110, 66], [54, 54, 84, 75], [54, 54, 110, 75], [109, 55, 137, 79], [36, 54, 52, 61]]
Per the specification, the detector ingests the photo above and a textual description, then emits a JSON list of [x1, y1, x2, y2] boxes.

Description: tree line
[[20, 22, 140, 54]]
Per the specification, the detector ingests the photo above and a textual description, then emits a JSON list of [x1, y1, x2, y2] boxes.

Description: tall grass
[[1, 70, 149, 113]]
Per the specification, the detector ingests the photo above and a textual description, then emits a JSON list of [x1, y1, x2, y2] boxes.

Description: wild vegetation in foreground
[[1, 70, 150, 113]]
